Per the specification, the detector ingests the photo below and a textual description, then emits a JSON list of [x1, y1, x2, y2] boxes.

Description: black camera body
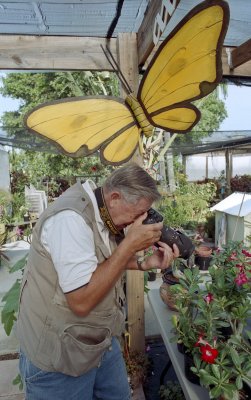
[[143, 208, 194, 259]]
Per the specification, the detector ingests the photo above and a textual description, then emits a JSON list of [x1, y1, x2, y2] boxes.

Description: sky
[[0, 77, 250, 131], [219, 84, 251, 131]]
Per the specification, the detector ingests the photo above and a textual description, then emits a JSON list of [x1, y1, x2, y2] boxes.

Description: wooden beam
[[144, 45, 251, 78], [1, 35, 251, 79], [137, 0, 180, 67], [230, 39, 251, 70], [222, 46, 251, 78], [117, 33, 145, 353], [0, 35, 117, 70]]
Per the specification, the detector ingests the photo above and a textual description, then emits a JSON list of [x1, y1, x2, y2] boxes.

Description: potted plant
[[159, 380, 185, 400], [171, 241, 251, 399]]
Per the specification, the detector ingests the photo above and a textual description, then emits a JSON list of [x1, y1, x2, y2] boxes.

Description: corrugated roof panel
[[161, 0, 251, 47], [210, 192, 251, 217], [0, 0, 146, 36], [0, 0, 249, 47]]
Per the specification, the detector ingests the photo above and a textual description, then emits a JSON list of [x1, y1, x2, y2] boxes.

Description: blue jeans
[[19, 337, 131, 400]]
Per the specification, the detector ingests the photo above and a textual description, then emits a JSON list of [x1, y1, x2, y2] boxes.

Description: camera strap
[[94, 187, 124, 239]]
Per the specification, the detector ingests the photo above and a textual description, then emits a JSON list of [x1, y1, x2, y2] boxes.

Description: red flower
[[242, 249, 251, 257], [229, 252, 237, 261], [200, 344, 218, 364], [194, 334, 205, 347], [204, 292, 213, 304], [235, 272, 248, 286]]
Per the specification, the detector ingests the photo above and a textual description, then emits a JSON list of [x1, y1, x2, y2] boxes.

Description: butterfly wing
[[138, 0, 229, 133], [25, 96, 140, 164], [100, 124, 140, 165]]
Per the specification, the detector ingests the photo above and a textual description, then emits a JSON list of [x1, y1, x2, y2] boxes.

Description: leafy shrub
[[159, 381, 185, 400], [158, 182, 216, 229], [230, 174, 251, 192]]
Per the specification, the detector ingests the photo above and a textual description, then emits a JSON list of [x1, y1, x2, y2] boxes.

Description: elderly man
[[17, 162, 179, 400]]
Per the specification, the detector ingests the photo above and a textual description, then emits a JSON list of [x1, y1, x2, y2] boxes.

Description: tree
[[0, 71, 119, 131], [0, 71, 118, 192], [174, 86, 228, 146]]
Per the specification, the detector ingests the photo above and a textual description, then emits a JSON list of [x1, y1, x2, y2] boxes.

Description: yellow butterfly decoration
[[25, 0, 229, 166]]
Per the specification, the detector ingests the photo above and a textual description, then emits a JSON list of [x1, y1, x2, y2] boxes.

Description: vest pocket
[[53, 324, 112, 376]]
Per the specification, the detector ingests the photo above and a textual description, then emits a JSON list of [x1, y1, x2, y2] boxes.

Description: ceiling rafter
[[229, 39, 251, 70]]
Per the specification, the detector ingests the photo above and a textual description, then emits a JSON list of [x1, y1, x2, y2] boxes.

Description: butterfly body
[[25, 0, 230, 165], [125, 94, 154, 138]]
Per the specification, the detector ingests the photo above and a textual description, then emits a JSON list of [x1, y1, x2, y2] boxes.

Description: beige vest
[[17, 182, 125, 377]]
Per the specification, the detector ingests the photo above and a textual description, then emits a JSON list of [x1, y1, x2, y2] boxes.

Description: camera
[[143, 208, 194, 259]]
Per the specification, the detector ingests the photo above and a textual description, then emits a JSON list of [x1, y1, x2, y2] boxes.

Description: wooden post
[[116, 33, 145, 352], [164, 132, 175, 193], [225, 149, 232, 195]]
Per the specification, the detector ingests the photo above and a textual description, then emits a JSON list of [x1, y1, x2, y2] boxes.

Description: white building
[[210, 192, 251, 248]]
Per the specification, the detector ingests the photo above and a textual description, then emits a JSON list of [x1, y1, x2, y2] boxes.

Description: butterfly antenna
[[100, 44, 132, 94]]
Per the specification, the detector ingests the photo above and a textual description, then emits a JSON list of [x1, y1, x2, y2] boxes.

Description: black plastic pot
[[240, 382, 251, 399], [184, 352, 200, 385], [194, 255, 212, 271], [177, 342, 185, 354], [148, 271, 157, 281], [219, 324, 233, 340]]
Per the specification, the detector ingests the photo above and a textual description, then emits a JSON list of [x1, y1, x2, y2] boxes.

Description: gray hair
[[103, 163, 161, 204]]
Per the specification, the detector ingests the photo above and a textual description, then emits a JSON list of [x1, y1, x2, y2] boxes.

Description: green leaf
[[1, 310, 16, 336], [1, 280, 21, 312], [210, 386, 222, 399], [12, 374, 23, 391], [199, 369, 218, 385], [211, 364, 221, 380], [1, 279, 21, 335], [229, 347, 241, 367], [236, 375, 243, 390], [245, 329, 251, 341], [10, 254, 28, 273]]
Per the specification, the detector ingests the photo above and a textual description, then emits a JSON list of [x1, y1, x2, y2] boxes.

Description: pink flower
[[15, 227, 24, 237], [242, 249, 251, 257], [194, 334, 206, 347], [235, 272, 248, 286], [229, 252, 237, 261], [235, 264, 245, 273], [204, 293, 213, 304]]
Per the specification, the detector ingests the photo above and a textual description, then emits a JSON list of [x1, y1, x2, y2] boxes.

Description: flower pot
[[217, 382, 251, 400], [23, 214, 30, 222], [184, 352, 200, 385], [194, 254, 212, 271], [195, 245, 212, 258], [177, 342, 185, 354], [218, 324, 233, 341], [159, 270, 179, 311], [148, 271, 157, 281]]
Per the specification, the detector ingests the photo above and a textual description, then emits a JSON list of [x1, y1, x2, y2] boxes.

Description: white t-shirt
[[41, 180, 111, 293]]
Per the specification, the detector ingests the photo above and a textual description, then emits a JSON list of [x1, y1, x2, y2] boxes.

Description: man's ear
[[110, 191, 121, 201], [109, 191, 122, 208]]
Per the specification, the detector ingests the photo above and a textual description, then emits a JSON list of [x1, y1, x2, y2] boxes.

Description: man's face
[[107, 192, 151, 230]]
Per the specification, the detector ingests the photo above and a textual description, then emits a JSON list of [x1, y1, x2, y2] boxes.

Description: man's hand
[[142, 242, 180, 271], [124, 213, 163, 252]]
